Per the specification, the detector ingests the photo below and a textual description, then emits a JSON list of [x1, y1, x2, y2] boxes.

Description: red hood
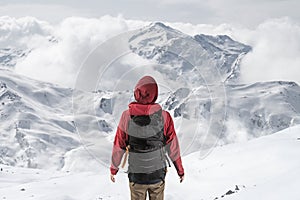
[[134, 76, 158, 104], [129, 102, 162, 116]]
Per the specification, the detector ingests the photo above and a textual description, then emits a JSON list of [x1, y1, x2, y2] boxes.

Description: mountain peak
[[147, 22, 183, 34], [150, 22, 170, 29], [129, 24, 252, 83], [134, 21, 185, 38]]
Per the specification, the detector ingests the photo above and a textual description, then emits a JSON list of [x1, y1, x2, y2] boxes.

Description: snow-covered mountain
[[0, 69, 79, 169], [0, 48, 29, 68], [161, 81, 300, 147], [0, 21, 300, 174], [1, 19, 300, 200], [1, 67, 300, 170], [129, 22, 251, 84]]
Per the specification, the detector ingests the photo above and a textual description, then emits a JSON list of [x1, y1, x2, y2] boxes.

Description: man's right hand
[[110, 174, 115, 183], [180, 175, 184, 183]]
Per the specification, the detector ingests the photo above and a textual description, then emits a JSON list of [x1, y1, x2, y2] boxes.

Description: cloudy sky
[[1, 0, 300, 27], [1, 0, 300, 87]]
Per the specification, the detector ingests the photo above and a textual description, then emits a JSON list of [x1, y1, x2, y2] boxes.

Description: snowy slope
[[156, 81, 300, 156], [0, 68, 80, 169], [224, 81, 300, 140], [171, 125, 300, 200], [1, 67, 300, 171], [0, 68, 131, 171], [1, 125, 299, 200], [0, 48, 29, 68], [69, 80, 300, 167]]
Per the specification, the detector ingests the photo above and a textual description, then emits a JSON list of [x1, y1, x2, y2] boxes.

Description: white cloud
[[12, 15, 147, 88], [239, 18, 300, 84], [2, 15, 300, 88], [0, 16, 53, 48]]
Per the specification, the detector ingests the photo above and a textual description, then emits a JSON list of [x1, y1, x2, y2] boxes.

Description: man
[[110, 76, 184, 200]]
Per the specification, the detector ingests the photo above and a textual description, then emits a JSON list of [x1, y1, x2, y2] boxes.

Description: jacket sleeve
[[163, 111, 184, 177], [110, 111, 129, 175]]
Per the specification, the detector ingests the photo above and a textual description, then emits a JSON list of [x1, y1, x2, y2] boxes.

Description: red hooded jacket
[[110, 76, 184, 177]]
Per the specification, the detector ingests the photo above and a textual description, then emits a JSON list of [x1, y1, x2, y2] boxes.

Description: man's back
[[110, 76, 184, 200]]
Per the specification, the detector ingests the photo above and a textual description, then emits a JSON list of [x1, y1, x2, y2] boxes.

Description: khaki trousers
[[129, 181, 165, 200]]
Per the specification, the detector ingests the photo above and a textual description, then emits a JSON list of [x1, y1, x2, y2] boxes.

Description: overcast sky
[[0, 0, 300, 27]]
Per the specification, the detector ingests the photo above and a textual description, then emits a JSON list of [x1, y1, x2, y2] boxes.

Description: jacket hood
[[134, 76, 158, 104], [129, 102, 162, 116]]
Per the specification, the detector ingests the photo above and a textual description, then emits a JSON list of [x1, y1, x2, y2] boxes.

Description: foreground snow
[[1, 125, 300, 200]]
